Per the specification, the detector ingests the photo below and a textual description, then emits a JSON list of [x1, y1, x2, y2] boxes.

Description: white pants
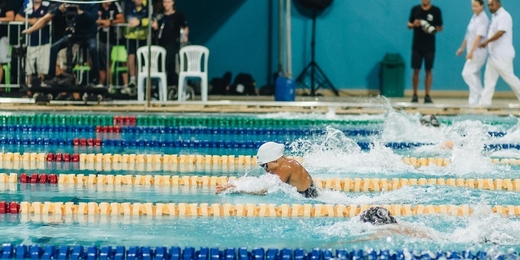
[[0, 37, 10, 64], [462, 55, 487, 105], [26, 44, 51, 75], [479, 56, 520, 105]]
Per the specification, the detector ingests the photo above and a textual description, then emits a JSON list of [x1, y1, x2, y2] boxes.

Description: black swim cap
[[420, 114, 440, 127], [359, 207, 397, 225]]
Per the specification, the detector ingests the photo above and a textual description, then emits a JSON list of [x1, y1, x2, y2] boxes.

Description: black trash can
[[380, 53, 405, 97]]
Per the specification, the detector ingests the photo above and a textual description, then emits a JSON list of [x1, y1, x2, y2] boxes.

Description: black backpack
[[231, 73, 256, 95], [209, 72, 232, 95]]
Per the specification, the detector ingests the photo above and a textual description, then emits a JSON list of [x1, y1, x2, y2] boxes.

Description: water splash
[[220, 173, 302, 198], [497, 119, 520, 143], [289, 126, 412, 176], [444, 120, 495, 176], [447, 203, 520, 246], [380, 111, 446, 143]]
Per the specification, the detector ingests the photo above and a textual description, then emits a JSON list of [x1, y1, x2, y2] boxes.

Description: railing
[[0, 22, 155, 90]]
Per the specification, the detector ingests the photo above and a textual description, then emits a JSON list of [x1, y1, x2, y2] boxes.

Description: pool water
[[1, 110, 520, 254]]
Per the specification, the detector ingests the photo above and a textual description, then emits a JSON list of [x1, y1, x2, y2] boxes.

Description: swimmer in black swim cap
[[359, 206, 398, 225], [418, 114, 454, 149], [325, 206, 434, 246], [420, 114, 441, 127]]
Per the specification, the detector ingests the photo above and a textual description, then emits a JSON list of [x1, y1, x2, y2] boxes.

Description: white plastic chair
[[178, 45, 210, 101], [136, 45, 168, 102]]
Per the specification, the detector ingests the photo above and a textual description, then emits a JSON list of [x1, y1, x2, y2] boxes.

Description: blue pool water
[[1, 110, 520, 254]]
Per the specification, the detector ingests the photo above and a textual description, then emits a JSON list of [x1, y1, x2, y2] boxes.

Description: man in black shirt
[[152, 0, 188, 86], [23, 2, 102, 87], [407, 0, 443, 103]]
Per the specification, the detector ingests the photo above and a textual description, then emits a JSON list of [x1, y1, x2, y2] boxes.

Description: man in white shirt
[[479, 0, 520, 105]]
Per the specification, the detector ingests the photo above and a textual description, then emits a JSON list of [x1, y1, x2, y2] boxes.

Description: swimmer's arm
[[386, 224, 434, 240], [324, 231, 392, 247], [221, 189, 268, 196], [215, 183, 267, 195], [239, 189, 268, 196], [399, 225, 434, 239]]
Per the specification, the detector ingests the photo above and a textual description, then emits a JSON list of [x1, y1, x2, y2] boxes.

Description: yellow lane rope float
[[13, 202, 520, 217], [1, 173, 520, 192]]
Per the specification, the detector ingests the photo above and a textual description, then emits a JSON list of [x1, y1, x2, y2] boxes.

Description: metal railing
[[0, 21, 152, 90]]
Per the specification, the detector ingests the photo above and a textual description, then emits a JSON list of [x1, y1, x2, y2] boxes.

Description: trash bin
[[275, 76, 296, 101], [380, 53, 405, 97]]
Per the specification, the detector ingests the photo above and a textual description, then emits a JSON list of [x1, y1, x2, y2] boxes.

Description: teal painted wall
[[179, 0, 520, 93]]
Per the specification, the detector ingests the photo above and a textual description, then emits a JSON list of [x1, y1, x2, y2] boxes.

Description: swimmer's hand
[[441, 141, 454, 149], [216, 183, 236, 194]]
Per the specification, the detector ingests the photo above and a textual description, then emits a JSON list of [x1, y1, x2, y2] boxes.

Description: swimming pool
[[1, 110, 520, 259]]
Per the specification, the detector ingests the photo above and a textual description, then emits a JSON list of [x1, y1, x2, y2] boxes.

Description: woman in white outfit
[[456, 0, 489, 105]]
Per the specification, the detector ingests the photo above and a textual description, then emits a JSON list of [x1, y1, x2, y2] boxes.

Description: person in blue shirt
[[96, 1, 125, 86], [23, 2, 102, 87], [123, 0, 149, 90]]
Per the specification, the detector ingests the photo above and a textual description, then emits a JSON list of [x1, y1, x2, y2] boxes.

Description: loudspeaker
[[295, 0, 333, 11]]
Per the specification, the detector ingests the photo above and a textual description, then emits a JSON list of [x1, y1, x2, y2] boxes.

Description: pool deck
[[0, 95, 518, 115]]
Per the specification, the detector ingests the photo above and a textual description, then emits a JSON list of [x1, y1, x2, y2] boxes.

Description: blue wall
[[181, 0, 520, 93]]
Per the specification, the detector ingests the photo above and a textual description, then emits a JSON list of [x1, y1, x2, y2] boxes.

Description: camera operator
[[23, 2, 102, 88], [407, 0, 443, 104]]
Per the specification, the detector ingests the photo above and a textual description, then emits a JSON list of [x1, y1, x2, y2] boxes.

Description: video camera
[[420, 20, 436, 34], [65, 4, 79, 17], [64, 4, 79, 35]]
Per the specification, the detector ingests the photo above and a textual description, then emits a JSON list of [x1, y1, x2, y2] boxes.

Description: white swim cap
[[256, 142, 285, 165]]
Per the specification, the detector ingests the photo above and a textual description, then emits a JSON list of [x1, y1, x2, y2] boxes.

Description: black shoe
[[55, 93, 71, 100], [411, 94, 418, 103], [424, 95, 433, 103]]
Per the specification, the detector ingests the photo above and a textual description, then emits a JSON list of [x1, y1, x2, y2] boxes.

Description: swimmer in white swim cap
[[216, 141, 318, 198]]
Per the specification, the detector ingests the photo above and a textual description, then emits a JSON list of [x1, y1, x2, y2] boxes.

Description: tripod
[[295, 9, 338, 96]]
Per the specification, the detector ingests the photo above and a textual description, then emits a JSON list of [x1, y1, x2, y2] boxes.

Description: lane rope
[[1, 152, 520, 167], [1, 174, 520, 192], [2, 202, 518, 217]]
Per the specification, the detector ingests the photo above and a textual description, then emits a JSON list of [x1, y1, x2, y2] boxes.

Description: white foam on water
[[441, 120, 498, 176], [300, 115, 514, 177], [380, 111, 446, 143], [445, 204, 520, 246], [495, 119, 520, 143], [220, 173, 303, 199], [290, 126, 413, 176], [490, 150, 520, 158]]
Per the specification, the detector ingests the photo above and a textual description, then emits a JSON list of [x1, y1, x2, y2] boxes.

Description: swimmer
[[326, 206, 434, 247], [420, 114, 454, 149], [420, 114, 441, 127], [216, 142, 318, 198], [357, 207, 434, 240]]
